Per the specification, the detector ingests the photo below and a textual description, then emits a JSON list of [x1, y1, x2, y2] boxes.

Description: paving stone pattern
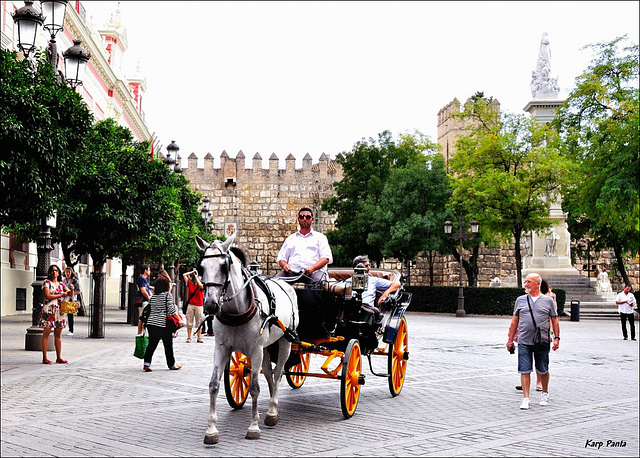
[[1, 308, 638, 457]]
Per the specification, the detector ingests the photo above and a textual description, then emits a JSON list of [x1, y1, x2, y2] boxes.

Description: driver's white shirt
[[276, 229, 333, 273]]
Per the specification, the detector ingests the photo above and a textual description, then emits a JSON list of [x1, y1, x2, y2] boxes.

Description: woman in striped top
[[143, 277, 182, 372]]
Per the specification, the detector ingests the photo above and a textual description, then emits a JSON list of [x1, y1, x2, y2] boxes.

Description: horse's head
[[197, 233, 237, 315]]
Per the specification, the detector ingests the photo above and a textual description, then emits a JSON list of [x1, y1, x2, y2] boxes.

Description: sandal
[[143, 366, 153, 372], [170, 365, 182, 370], [55, 359, 68, 364], [42, 359, 53, 364], [515, 385, 522, 390], [536, 386, 543, 391], [197, 339, 204, 343]]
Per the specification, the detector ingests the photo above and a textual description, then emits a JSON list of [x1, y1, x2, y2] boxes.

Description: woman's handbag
[[167, 313, 185, 333], [76, 295, 87, 317], [134, 329, 149, 359], [60, 300, 79, 314]]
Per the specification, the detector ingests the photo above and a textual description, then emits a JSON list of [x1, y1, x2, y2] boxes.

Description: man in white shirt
[[276, 207, 333, 283], [616, 284, 637, 340]]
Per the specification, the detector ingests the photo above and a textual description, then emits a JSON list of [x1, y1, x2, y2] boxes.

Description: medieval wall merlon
[[269, 153, 279, 173]]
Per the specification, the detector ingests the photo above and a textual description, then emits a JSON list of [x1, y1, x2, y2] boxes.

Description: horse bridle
[[200, 247, 255, 304]]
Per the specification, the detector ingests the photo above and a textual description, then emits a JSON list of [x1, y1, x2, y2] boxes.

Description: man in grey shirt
[[507, 273, 560, 410]]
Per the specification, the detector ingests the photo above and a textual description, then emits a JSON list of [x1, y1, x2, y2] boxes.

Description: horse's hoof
[[245, 430, 261, 440], [204, 434, 219, 445], [264, 413, 279, 427]]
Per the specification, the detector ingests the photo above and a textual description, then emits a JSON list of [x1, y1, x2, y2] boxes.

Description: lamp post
[[444, 215, 479, 318], [25, 213, 57, 350], [201, 196, 211, 232], [13, 0, 90, 349], [13, 1, 91, 87], [163, 140, 180, 173]]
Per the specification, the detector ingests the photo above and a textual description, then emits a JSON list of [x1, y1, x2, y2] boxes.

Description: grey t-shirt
[[513, 294, 557, 345]]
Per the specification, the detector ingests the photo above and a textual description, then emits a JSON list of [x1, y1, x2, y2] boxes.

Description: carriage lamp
[[352, 263, 369, 293], [248, 260, 262, 275]]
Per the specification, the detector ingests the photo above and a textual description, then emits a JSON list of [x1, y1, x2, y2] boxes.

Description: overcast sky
[[82, 1, 639, 166]]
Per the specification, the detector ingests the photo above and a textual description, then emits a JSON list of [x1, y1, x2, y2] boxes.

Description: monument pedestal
[[522, 198, 580, 277]]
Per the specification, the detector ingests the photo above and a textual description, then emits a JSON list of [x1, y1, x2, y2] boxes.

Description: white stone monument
[[522, 33, 580, 277]]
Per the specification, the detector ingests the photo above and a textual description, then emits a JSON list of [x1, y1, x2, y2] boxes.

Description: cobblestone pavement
[[1, 307, 638, 457]]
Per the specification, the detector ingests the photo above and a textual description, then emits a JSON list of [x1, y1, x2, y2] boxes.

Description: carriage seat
[[327, 269, 400, 283]]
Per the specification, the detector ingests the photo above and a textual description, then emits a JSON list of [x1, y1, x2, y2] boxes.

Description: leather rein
[[200, 248, 259, 327]]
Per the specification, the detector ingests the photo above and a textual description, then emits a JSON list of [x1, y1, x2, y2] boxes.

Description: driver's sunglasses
[[298, 214, 312, 220]]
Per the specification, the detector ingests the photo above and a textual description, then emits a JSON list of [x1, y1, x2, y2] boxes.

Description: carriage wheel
[[224, 352, 251, 409], [285, 351, 310, 389], [340, 339, 362, 419], [388, 316, 408, 397]]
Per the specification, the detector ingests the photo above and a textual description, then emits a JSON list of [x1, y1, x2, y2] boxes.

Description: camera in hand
[[509, 346, 515, 354]]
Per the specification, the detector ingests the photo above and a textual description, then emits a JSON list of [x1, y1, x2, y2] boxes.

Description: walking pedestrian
[[136, 265, 152, 335], [616, 284, 637, 340], [38, 265, 70, 364], [62, 267, 83, 336], [182, 269, 204, 343], [142, 277, 182, 372], [506, 273, 559, 409]]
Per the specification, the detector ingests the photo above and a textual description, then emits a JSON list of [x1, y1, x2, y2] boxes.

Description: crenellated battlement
[[178, 150, 343, 273]]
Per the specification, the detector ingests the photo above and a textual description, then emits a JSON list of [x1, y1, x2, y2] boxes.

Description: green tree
[[323, 130, 442, 266], [450, 96, 572, 287], [322, 131, 395, 265], [367, 132, 451, 284], [0, 49, 93, 230], [554, 36, 639, 286]]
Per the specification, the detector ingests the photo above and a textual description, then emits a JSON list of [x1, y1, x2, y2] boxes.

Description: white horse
[[197, 234, 298, 444]]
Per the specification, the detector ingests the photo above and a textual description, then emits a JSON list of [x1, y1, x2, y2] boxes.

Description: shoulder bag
[[182, 284, 199, 315], [526, 296, 546, 349], [166, 293, 185, 333]]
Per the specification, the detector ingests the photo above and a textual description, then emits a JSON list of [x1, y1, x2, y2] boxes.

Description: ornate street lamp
[[162, 141, 179, 172], [12, 1, 44, 58], [201, 196, 211, 231], [444, 215, 479, 317], [13, 0, 90, 89], [63, 39, 91, 88], [25, 212, 57, 350], [13, 0, 91, 347]]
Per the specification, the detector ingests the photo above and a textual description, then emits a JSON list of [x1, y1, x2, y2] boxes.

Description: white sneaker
[[66, 331, 73, 336], [520, 398, 530, 410], [539, 392, 549, 406]]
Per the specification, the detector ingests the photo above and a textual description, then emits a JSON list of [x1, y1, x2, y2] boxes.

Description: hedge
[[405, 286, 566, 316]]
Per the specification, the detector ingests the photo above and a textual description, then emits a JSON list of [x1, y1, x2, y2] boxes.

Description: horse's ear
[[221, 233, 236, 252], [196, 235, 209, 251]]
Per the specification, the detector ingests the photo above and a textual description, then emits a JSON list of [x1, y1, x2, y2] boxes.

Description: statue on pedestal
[[530, 32, 560, 99], [544, 228, 559, 257], [595, 265, 613, 293]]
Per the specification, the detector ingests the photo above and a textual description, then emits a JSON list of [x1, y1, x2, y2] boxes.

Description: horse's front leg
[[245, 349, 264, 440], [264, 339, 292, 427], [204, 346, 229, 444]]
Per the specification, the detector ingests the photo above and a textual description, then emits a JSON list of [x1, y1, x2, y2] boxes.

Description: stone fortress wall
[[180, 151, 342, 275], [179, 148, 638, 289]]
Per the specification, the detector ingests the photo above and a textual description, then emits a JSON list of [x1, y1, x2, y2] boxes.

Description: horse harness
[[200, 248, 276, 327]]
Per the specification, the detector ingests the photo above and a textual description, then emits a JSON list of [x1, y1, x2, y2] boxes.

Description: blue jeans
[[518, 343, 550, 374]]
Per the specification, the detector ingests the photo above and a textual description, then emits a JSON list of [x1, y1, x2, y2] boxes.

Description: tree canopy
[[554, 36, 639, 285], [0, 49, 93, 230], [449, 95, 572, 287], [323, 130, 451, 269]]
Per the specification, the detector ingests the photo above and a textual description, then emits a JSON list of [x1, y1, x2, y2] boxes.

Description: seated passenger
[[348, 255, 400, 313], [276, 207, 333, 284]]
